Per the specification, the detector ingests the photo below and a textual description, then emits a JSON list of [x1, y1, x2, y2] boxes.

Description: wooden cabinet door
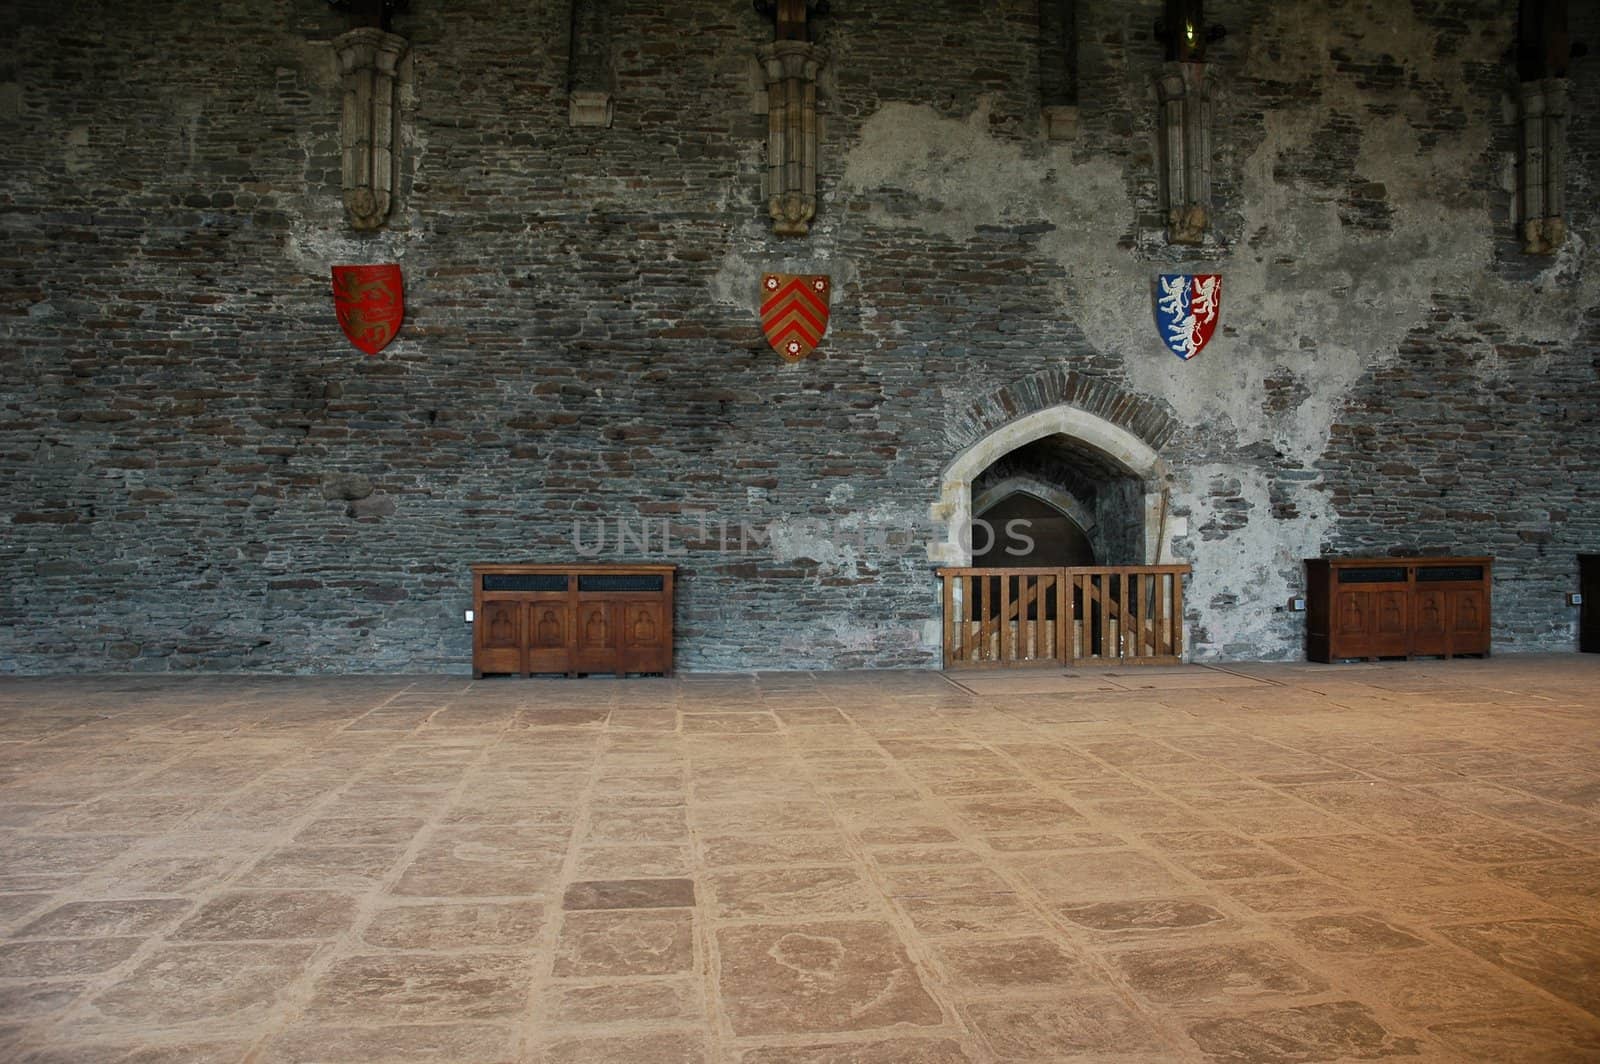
[[1372, 590, 1409, 656], [526, 601, 570, 674], [1334, 590, 1375, 654], [573, 600, 620, 674], [1448, 588, 1489, 655], [1411, 588, 1448, 656], [476, 598, 524, 676], [620, 600, 670, 673]]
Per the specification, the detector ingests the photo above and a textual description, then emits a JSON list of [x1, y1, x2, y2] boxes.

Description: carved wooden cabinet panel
[[1306, 557, 1491, 663], [475, 599, 524, 676], [471, 564, 674, 678], [1331, 584, 1409, 659]]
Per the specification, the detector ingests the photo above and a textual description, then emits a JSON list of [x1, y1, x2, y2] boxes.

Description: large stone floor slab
[[0, 656, 1598, 1061]]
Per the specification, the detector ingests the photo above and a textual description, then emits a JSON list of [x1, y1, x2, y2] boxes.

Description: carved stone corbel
[[1515, 1, 1581, 255], [1039, 0, 1078, 142], [755, 0, 826, 238], [1153, 0, 1221, 246], [1518, 77, 1567, 255], [334, 27, 407, 230], [761, 39, 824, 237], [1156, 61, 1212, 246], [568, 0, 615, 128]]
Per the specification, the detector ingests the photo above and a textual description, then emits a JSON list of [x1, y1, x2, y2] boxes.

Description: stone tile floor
[[0, 656, 1598, 1062]]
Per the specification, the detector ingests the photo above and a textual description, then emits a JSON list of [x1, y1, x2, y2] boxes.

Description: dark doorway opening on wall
[[968, 433, 1150, 569]]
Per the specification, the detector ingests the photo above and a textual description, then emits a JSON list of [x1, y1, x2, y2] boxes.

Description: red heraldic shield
[[331, 264, 404, 356], [760, 273, 831, 361]]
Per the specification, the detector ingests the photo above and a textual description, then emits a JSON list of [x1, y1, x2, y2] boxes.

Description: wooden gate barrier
[[938, 565, 1191, 668]]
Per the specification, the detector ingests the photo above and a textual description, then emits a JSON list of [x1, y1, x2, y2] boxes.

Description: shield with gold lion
[[331, 264, 404, 355], [760, 273, 830, 361]]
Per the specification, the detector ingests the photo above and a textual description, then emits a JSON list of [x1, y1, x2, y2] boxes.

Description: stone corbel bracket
[[1518, 77, 1567, 255], [761, 40, 825, 238], [1156, 61, 1212, 246], [334, 27, 408, 231], [569, 0, 615, 128], [1039, 0, 1079, 141]]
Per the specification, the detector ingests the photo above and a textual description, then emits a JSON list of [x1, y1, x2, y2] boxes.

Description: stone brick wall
[[1, 0, 1596, 672]]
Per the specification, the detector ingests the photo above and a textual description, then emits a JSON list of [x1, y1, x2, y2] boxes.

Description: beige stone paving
[[0, 657, 1597, 1062]]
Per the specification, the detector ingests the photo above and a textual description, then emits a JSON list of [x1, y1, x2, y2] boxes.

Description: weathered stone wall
[[1094, 477, 1148, 569], [1, 0, 1596, 672]]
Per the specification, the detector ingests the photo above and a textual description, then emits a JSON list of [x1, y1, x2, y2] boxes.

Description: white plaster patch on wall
[[63, 125, 93, 175], [1175, 464, 1336, 660], [832, 0, 1596, 481], [766, 502, 923, 576], [286, 205, 417, 271], [1222, 113, 1484, 466], [1221, 2, 1593, 462], [837, 99, 1128, 243], [709, 246, 858, 316], [1474, 232, 1599, 343], [1528, 227, 1590, 292], [1142, 102, 1502, 469], [765, 515, 860, 571], [708, 249, 758, 310]]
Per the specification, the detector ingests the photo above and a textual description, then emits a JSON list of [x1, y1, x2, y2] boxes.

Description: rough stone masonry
[[1, 0, 1596, 673]]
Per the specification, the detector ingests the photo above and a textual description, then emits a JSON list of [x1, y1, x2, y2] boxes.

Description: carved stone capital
[[760, 39, 825, 83], [569, 90, 614, 128], [1041, 104, 1078, 141], [333, 27, 408, 231], [335, 27, 407, 79]]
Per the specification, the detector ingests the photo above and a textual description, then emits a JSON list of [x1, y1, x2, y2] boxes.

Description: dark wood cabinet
[[472, 563, 674, 678], [1305, 557, 1491, 663], [1582, 555, 1600, 654]]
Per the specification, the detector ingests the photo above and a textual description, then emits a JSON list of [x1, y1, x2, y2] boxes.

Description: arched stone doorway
[[971, 484, 1097, 568], [931, 400, 1173, 568]]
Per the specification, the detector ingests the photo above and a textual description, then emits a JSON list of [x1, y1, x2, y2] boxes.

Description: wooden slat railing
[[938, 565, 1191, 668]]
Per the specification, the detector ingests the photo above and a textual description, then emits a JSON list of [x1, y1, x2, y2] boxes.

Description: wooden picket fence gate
[[938, 565, 1191, 668]]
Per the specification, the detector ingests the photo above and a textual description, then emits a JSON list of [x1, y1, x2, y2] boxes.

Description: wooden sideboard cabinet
[[471, 563, 675, 678], [1305, 556, 1491, 663]]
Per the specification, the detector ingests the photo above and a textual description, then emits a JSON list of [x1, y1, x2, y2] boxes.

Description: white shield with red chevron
[[760, 273, 831, 361]]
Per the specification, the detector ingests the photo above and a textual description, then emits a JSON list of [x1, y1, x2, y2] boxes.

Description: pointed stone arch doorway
[[931, 399, 1175, 569]]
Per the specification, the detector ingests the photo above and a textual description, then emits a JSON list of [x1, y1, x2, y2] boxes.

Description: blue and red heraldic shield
[[331, 264, 404, 356], [760, 273, 831, 361], [1155, 273, 1221, 361]]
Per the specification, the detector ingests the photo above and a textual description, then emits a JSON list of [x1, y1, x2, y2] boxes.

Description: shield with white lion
[[1154, 273, 1221, 361]]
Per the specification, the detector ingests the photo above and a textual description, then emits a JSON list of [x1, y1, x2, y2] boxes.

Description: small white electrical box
[[464, 609, 474, 623], [1288, 596, 1306, 612], [1569, 593, 1584, 607]]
